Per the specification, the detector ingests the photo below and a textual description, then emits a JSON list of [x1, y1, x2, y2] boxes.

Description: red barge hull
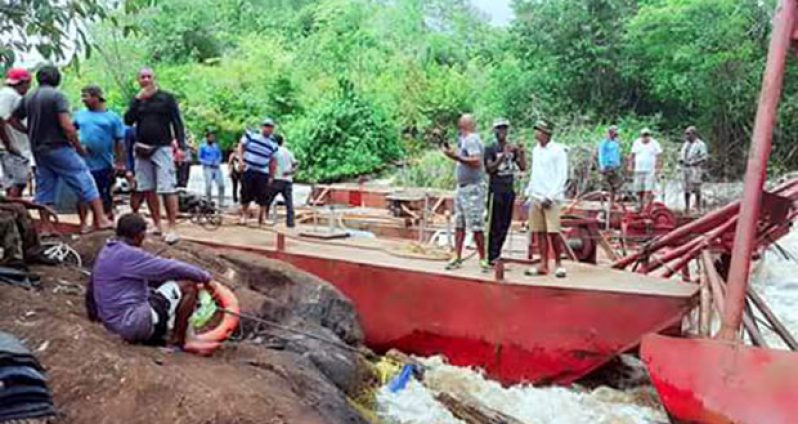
[[178, 226, 698, 385]]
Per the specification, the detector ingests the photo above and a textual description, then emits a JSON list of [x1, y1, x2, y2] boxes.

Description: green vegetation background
[[50, 0, 795, 185]]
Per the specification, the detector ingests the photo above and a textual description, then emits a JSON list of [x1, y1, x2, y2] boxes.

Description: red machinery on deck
[[639, 0, 798, 421]]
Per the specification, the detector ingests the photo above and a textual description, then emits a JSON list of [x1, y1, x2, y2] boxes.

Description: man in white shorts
[[628, 128, 662, 211]]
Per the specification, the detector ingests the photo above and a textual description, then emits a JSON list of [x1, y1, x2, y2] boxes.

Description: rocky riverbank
[[0, 232, 377, 424]]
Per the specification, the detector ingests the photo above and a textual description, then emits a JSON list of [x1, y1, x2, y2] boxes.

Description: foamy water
[[751, 229, 798, 349], [377, 357, 668, 424]]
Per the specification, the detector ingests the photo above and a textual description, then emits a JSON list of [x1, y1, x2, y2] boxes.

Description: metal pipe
[[660, 216, 738, 278], [719, 0, 798, 341], [611, 178, 798, 270]]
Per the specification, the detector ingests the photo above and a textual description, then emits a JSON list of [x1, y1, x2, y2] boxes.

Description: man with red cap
[[0, 68, 34, 198]]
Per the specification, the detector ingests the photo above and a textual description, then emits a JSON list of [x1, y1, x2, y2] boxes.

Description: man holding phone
[[484, 118, 526, 265], [441, 114, 489, 271]]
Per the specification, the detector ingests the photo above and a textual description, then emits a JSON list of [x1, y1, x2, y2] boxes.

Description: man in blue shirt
[[74, 85, 125, 233], [198, 127, 225, 208], [596, 125, 623, 206], [237, 118, 278, 226]]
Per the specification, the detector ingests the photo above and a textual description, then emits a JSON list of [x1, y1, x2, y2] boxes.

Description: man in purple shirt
[[86, 213, 211, 347]]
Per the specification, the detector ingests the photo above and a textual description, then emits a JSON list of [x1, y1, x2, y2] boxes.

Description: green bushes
[[287, 81, 403, 183]]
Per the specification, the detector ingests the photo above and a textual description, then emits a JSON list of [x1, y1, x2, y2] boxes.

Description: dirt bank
[[0, 233, 377, 424]]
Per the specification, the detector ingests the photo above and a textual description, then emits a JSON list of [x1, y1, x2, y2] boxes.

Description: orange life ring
[[183, 280, 240, 356]]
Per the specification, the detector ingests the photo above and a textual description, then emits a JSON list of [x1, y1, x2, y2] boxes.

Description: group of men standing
[[442, 114, 709, 277], [0, 66, 299, 243], [442, 114, 569, 277], [598, 125, 708, 213]]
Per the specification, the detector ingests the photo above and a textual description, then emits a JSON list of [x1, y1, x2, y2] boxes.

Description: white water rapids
[[377, 230, 798, 424]]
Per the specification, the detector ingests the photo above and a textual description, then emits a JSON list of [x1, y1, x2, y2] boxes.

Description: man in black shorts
[[237, 118, 278, 226], [87, 214, 211, 348]]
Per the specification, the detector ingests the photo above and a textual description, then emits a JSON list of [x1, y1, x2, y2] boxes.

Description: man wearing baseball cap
[[628, 128, 663, 211], [73, 85, 126, 232], [0, 68, 34, 197], [7, 65, 111, 233], [483, 118, 526, 265], [237, 118, 278, 226]]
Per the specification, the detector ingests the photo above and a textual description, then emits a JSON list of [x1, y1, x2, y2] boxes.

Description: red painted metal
[[642, 334, 798, 424], [720, 0, 797, 341], [641, 1, 798, 423], [264, 249, 692, 385]]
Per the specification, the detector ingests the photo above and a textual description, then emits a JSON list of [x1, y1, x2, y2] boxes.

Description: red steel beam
[[719, 0, 798, 341]]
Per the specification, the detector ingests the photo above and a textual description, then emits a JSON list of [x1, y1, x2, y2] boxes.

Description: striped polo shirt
[[240, 131, 278, 174]]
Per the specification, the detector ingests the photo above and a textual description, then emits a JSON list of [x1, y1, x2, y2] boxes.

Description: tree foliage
[[1, 0, 108, 68], [50, 0, 796, 182]]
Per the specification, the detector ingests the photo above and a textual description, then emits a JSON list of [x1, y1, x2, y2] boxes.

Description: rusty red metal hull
[[263, 249, 693, 385], [642, 334, 798, 424]]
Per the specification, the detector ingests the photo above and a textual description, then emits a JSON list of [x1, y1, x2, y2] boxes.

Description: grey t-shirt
[[456, 133, 484, 186], [12, 85, 71, 152]]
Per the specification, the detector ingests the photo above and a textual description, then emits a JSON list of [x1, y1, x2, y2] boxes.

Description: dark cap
[[81, 85, 106, 102]]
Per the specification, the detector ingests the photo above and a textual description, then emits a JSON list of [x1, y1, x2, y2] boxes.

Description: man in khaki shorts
[[524, 120, 569, 278]]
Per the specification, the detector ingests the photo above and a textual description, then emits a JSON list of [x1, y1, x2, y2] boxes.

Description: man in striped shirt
[[237, 118, 278, 226]]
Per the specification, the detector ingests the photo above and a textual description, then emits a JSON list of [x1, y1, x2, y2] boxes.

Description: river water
[[376, 230, 798, 424]]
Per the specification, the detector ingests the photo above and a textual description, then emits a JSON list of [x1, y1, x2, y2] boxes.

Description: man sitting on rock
[[87, 213, 212, 348]]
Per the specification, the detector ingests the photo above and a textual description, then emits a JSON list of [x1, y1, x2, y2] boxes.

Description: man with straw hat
[[524, 119, 568, 278]]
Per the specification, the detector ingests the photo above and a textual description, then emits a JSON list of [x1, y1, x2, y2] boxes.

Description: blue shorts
[[34, 147, 100, 205]]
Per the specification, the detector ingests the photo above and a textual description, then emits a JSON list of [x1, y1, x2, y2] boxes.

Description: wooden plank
[[435, 392, 524, 424], [596, 230, 620, 261]]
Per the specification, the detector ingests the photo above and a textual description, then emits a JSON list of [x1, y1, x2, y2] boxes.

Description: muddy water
[[376, 230, 798, 424]]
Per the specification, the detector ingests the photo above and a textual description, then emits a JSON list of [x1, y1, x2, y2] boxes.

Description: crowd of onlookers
[[1, 65, 707, 276], [0, 66, 299, 242]]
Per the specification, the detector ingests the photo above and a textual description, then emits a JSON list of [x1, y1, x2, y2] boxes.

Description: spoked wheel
[[40, 241, 82, 267]]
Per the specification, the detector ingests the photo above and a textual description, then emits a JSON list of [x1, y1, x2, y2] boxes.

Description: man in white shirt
[[0, 68, 34, 197], [679, 126, 708, 213], [628, 128, 663, 211], [524, 120, 568, 278], [265, 134, 298, 227]]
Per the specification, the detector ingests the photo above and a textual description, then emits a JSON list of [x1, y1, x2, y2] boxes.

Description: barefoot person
[[442, 114, 489, 271], [6, 65, 111, 232], [525, 120, 568, 278], [86, 213, 212, 348], [124, 68, 185, 243], [74, 85, 125, 233]]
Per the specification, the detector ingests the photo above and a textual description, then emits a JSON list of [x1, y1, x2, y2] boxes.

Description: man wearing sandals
[[442, 114, 489, 271], [525, 120, 569, 278]]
